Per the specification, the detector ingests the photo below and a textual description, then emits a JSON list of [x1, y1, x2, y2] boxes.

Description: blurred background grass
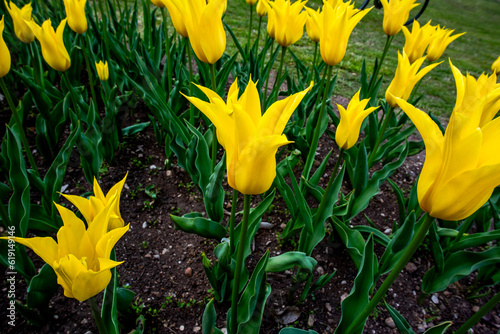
[[223, 0, 500, 117]]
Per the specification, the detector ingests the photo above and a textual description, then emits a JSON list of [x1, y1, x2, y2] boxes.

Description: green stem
[[89, 296, 108, 334], [186, 38, 195, 125], [301, 65, 333, 184], [210, 63, 217, 173], [98, 0, 110, 60], [262, 39, 275, 109], [367, 105, 394, 167], [83, 33, 98, 105], [28, 43, 44, 89], [0, 78, 40, 177], [310, 41, 318, 80], [271, 46, 286, 102], [228, 189, 239, 255], [368, 35, 394, 93], [346, 213, 435, 334], [254, 17, 262, 54], [247, 4, 254, 49], [308, 65, 328, 127], [454, 290, 500, 334], [62, 71, 81, 118], [161, 8, 173, 98], [230, 194, 251, 334]]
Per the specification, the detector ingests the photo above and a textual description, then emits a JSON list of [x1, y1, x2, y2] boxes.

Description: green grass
[[224, 0, 500, 117]]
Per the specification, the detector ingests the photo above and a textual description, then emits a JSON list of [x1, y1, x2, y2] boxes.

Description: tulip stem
[[210, 63, 218, 173], [83, 33, 99, 106], [310, 42, 318, 78], [368, 35, 394, 94], [230, 194, 251, 334], [228, 189, 239, 255], [454, 290, 500, 334], [262, 39, 275, 109], [272, 46, 287, 103], [367, 105, 394, 167], [254, 17, 262, 54], [0, 78, 40, 178], [161, 8, 173, 98], [301, 65, 333, 185], [247, 4, 254, 50], [63, 72, 81, 118], [89, 296, 108, 334], [29, 43, 44, 90], [186, 38, 195, 125], [345, 213, 435, 334]]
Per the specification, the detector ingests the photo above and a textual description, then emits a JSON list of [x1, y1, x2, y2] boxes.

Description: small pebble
[[142, 222, 148, 229], [180, 325, 185, 331], [325, 303, 332, 312], [473, 306, 480, 313], [144, 253, 152, 258], [162, 248, 168, 255], [193, 326, 201, 333], [340, 293, 349, 303], [385, 317, 396, 329], [308, 314, 315, 327], [166, 170, 172, 177], [405, 262, 418, 273], [316, 266, 325, 275], [185, 267, 193, 277], [431, 294, 439, 304], [153, 254, 160, 259]]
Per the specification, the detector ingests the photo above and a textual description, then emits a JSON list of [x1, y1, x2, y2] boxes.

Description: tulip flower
[[335, 90, 377, 150], [426, 25, 465, 62], [492, 56, 500, 74], [178, 0, 226, 64], [385, 51, 440, 108], [305, 7, 321, 43], [394, 62, 500, 221], [95, 60, 109, 81], [26, 18, 71, 72], [402, 20, 436, 63], [63, 0, 88, 34], [4, 1, 34, 43], [256, 0, 268, 17], [380, 0, 419, 36], [0, 16, 10, 78], [161, 0, 188, 38], [319, 0, 372, 66], [183, 78, 312, 194], [264, 0, 307, 48], [246, 0, 257, 5], [63, 174, 127, 230], [264, 0, 286, 40], [2, 200, 129, 301]]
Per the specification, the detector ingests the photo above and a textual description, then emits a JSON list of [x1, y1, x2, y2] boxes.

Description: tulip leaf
[[387, 178, 407, 228], [28, 205, 60, 233], [422, 246, 500, 293], [335, 235, 376, 334], [352, 225, 390, 247], [202, 298, 223, 334], [265, 252, 317, 274], [279, 329, 319, 334], [448, 229, 500, 252], [0, 241, 36, 280], [6, 127, 30, 238], [204, 156, 226, 223], [423, 321, 453, 334], [171, 214, 227, 241], [102, 249, 120, 334], [384, 301, 415, 334], [429, 221, 445, 274], [332, 216, 365, 269], [26, 264, 58, 310]]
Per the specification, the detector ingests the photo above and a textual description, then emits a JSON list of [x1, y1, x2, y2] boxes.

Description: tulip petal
[[6, 236, 58, 267], [95, 224, 130, 259]]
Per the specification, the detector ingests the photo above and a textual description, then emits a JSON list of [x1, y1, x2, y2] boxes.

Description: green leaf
[[202, 298, 223, 334], [279, 329, 319, 334], [171, 214, 227, 240], [422, 246, 500, 293], [335, 235, 376, 334], [122, 122, 151, 136], [424, 321, 453, 334], [265, 252, 317, 274], [448, 229, 500, 252], [332, 216, 365, 269], [429, 221, 445, 274], [26, 264, 58, 309], [204, 156, 226, 223], [101, 249, 119, 334], [385, 302, 415, 334]]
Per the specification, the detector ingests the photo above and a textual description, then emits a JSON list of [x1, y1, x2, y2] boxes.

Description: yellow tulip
[[246, 0, 258, 5], [161, 0, 188, 38], [492, 56, 500, 74], [263, 0, 286, 40], [0, 16, 10, 78], [319, 0, 372, 66], [95, 60, 109, 81], [208, 0, 227, 12], [63, 0, 88, 34], [256, 0, 268, 17], [26, 18, 71, 72], [151, 0, 165, 8], [265, 0, 307, 48], [2, 200, 129, 301], [402, 20, 436, 63], [305, 7, 320, 43], [335, 90, 377, 149], [183, 78, 312, 194], [182, 0, 226, 64], [4, 1, 34, 43], [395, 61, 500, 221], [380, 0, 419, 36], [385, 51, 440, 108], [63, 174, 127, 230], [426, 26, 465, 62]]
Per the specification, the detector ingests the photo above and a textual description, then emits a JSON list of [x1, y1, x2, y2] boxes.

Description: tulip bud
[[493, 56, 500, 74], [4, 1, 34, 43], [256, 0, 267, 17], [402, 20, 436, 63], [63, 0, 88, 34], [95, 60, 109, 81], [380, 0, 419, 36], [266, 0, 307, 48], [305, 7, 320, 43], [426, 26, 465, 62], [0, 15, 11, 78]]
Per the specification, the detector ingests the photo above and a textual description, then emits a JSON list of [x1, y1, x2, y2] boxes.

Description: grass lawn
[[223, 0, 500, 117]]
